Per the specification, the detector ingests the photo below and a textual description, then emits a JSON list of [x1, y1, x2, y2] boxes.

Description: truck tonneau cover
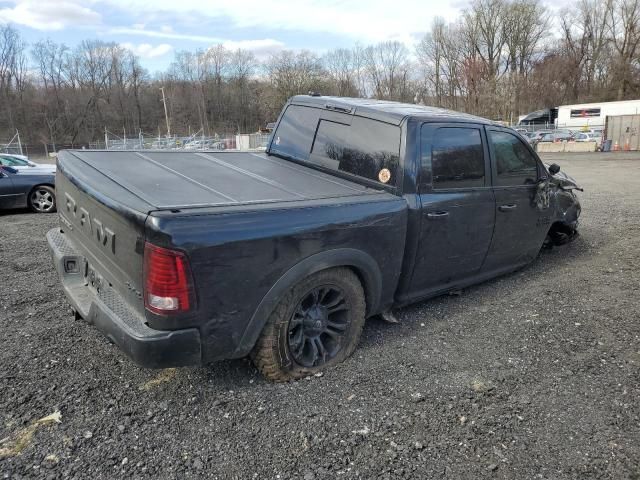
[[59, 150, 371, 212]]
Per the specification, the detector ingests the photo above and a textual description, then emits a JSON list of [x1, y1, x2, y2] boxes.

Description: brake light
[[143, 242, 195, 315]]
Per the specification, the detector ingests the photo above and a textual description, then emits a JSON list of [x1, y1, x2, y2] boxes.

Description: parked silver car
[[0, 165, 56, 213], [574, 132, 602, 145], [0, 154, 56, 173], [524, 131, 553, 144], [538, 132, 575, 143]]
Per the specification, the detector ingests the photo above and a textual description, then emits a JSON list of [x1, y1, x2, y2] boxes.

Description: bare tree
[[228, 49, 257, 132], [0, 25, 26, 131], [323, 48, 359, 96], [363, 41, 412, 101], [417, 17, 447, 106], [503, 0, 549, 119], [6, 3, 640, 148], [607, 0, 640, 99], [265, 50, 325, 114]]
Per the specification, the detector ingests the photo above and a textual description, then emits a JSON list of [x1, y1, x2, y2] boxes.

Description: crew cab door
[[0, 168, 17, 209], [482, 127, 550, 271], [408, 123, 495, 297]]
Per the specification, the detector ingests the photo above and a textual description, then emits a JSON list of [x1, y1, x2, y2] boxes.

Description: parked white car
[[574, 132, 602, 147], [184, 140, 207, 150]]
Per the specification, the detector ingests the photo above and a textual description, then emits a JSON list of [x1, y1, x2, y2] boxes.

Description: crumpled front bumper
[[47, 227, 202, 368]]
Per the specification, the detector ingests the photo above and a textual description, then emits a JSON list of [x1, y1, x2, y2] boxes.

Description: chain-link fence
[[1, 131, 26, 156], [3, 131, 271, 161], [103, 131, 270, 152], [513, 123, 557, 133]]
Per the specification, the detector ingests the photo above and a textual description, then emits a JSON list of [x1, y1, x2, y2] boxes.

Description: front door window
[[489, 131, 539, 186]]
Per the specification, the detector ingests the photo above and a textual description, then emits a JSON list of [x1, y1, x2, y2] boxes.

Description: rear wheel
[[251, 268, 366, 382], [29, 185, 56, 213]]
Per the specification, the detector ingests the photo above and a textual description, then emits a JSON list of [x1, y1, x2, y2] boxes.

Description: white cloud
[[111, 27, 284, 57], [222, 39, 284, 59], [0, 0, 100, 31], [222, 39, 284, 52], [121, 42, 173, 58], [109, 27, 222, 43], [103, 0, 462, 45]]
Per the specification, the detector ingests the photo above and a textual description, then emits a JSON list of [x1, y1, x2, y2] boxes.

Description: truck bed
[[59, 150, 373, 212], [51, 149, 408, 367]]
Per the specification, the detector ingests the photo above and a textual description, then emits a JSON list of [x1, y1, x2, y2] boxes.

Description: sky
[[0, 0, 564, 73]]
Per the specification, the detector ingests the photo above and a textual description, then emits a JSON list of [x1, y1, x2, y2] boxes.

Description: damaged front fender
[[552, 188, 581, 229], [552, 170, 584, 193], [544, 164, 582, 244], [545, 163, 584, 192]]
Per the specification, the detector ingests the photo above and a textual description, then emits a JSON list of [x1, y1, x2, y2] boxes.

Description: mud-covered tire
[[28, 185, 56, 213], [250, 267, 366, 382]]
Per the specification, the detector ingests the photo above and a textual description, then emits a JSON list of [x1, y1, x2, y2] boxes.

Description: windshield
[[0, 155, 29, 166]]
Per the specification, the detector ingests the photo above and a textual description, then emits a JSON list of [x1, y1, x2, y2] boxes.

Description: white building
[[556, 99, 640, 130]]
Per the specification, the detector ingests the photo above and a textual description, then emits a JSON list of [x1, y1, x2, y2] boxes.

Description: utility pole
[[160, 87, 171, 137]]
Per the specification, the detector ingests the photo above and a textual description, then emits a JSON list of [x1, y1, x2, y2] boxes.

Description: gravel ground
[[1, 152, 639, 479]]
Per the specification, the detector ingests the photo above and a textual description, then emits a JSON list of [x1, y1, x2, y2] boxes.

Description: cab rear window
[[271, 105, 400, 186]]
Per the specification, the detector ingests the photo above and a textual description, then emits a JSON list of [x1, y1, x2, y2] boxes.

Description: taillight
[[143, 242, 195, 315]]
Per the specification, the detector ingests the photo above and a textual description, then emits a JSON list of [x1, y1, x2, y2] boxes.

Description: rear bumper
[[47, 228, 202, 368]]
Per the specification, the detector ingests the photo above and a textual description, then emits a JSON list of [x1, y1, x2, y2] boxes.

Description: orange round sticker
[[378, 168, 391, 184]]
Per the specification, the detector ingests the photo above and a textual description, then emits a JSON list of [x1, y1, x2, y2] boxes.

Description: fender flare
[[233, 248, 383, 358]]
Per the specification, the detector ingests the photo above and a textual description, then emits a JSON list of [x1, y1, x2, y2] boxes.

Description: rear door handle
[[498, 204, 517, 212], [427, 211, 449, 219]]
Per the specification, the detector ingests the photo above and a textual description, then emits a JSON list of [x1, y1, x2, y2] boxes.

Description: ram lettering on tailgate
[[64, 192, 116, 254]]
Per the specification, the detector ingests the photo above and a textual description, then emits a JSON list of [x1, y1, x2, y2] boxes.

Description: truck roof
[[290, 95, 497, 126]]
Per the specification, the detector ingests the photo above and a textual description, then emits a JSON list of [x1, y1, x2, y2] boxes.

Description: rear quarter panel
[[146, 194, 408, 361]]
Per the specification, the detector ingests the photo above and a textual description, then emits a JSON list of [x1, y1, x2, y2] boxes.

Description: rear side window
[[430, 127, 485, 189], [310, 116, 401, 185], [489, 131, 539, 186], [270, 105, 322, 160]]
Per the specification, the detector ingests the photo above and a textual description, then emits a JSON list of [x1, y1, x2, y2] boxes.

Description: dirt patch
[[0, 412, 61, 458], [139, 369, 178, 391]]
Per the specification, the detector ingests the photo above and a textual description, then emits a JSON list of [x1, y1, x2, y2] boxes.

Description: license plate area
[[84, 261, 105, 294]]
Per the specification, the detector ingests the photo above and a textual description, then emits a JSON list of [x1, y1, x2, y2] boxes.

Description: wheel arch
[[233, 248, 383, 358]]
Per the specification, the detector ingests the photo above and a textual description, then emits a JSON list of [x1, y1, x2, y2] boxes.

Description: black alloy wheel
[[251, 267, 366, 382], [287, 285, 350, 368]]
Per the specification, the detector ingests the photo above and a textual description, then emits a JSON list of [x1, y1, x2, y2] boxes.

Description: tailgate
[[55, 155, 150, 317]]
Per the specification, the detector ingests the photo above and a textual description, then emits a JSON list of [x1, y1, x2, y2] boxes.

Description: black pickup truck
[[47, 95, 582, 381]]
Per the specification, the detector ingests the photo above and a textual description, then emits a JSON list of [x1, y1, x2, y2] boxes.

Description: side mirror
[[548, 163, 561, 175]]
